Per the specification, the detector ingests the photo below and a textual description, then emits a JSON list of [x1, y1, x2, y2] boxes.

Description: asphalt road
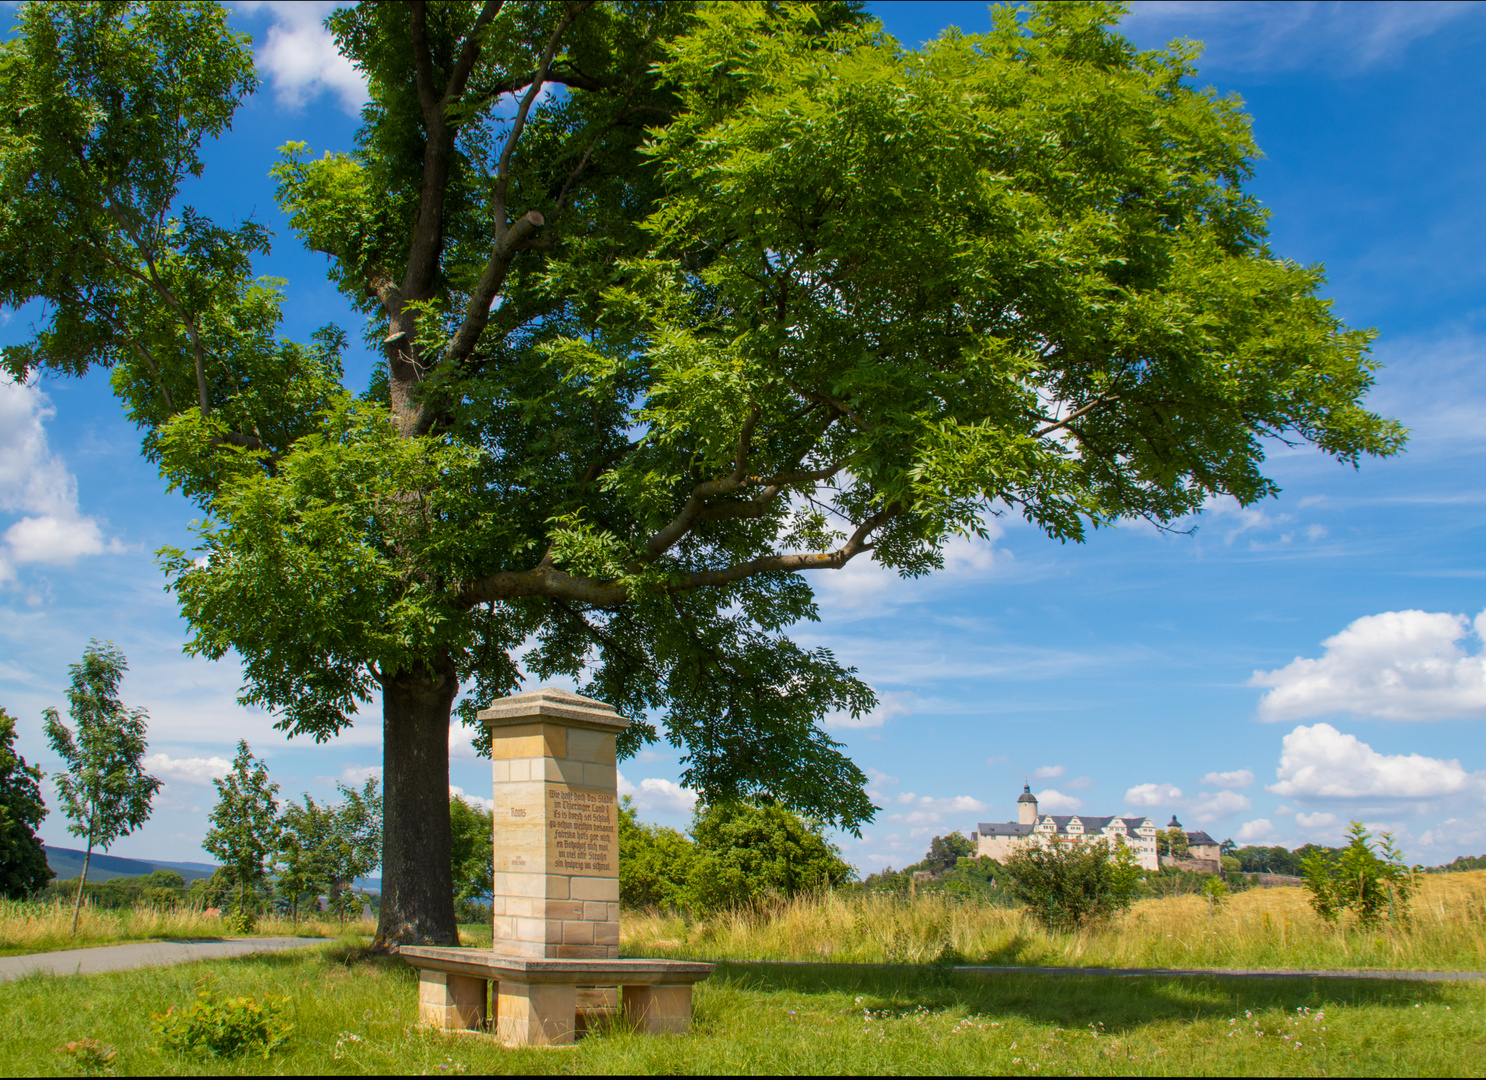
[[0, 937, 332, 981]]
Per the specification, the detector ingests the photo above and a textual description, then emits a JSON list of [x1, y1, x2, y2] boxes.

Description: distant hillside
[[44, 846, 218, 884]]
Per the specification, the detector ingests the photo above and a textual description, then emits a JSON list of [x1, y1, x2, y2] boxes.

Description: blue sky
[[2, 1, 1484, 873]]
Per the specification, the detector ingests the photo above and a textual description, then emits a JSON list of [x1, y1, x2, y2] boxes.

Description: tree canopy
[[0, 706, 52, 899], [0, 0, 1404, 945]]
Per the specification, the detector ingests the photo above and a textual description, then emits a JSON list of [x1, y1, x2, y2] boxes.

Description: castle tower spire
[[1017, 783, 1038, 825]]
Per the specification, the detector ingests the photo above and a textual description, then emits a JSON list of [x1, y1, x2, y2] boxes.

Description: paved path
[[0, 937, 332, 981]]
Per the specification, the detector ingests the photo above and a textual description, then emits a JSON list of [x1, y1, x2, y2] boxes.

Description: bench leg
[[496, 981, 576, 1047], [418, 971, 487, 1031], [622, 984, 693, 1035], [575, 986, 619, 1034]]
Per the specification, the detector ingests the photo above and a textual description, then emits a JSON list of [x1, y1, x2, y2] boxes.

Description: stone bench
[[400, 947, 714, 1046]]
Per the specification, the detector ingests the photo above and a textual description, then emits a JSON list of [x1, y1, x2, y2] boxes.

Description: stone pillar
[[418, 970, 487, 1031], [480, 687, 626, 960]]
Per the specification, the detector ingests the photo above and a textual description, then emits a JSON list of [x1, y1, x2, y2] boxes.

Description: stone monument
[[482, 687, 625, 959], [400, 687, 712, 1046]]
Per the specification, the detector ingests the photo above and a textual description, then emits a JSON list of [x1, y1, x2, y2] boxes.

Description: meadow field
[[620, 873, 1486, 972], [2, 875, 1483, 1075], [0, 897, 369, 957]]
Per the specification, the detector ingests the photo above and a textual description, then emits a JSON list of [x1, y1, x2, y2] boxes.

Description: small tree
[[0, 706, 52, 899], [1002, 839, 1142, 932], [922, 832, 975, 875], [275, 795, 333, 922], [42, 641, 162, 933], [449, 793, 492, 919], [204, 741, 279, 927], [1156, 828, 1190, 859], [326, 777, 380, 920], [1302, 821, 1419, 928]]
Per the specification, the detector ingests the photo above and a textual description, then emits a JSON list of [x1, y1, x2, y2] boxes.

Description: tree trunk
[[374, 658, 460, 950], [70, 841, 93, 936]]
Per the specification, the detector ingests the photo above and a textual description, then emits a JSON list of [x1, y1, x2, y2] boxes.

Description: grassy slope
[[621, 874, 1486, 972], [0, 899, 368, 957], [1, 942, 1483, 1076]]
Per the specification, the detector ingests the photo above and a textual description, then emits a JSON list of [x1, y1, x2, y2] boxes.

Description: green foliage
[[42, 641, 161, 931], [1434, 853, 1486, 873], [0, 706, 52, 899], [152, 978, 292, 1059], [449, 793, 493, 907], [203, 741, 278, 918], [1002, 840, 1143, 931], [1156, 827, 1190, 859], [686, 801, 855, 912], [45, 869, 188, 911], [617, 796, 697, 911], [275, 775, 381, 921], [1302, 821, 1419, 928], [618, 798, 852, 913]]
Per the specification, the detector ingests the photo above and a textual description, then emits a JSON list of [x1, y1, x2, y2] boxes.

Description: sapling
[[43, 641, 161, 934], [204, 741, 279, 928]]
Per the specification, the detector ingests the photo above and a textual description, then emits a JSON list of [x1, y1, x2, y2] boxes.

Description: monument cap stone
[[478, 687, 630, 732]]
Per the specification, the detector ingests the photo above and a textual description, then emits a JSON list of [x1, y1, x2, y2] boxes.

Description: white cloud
[[142, 753, 231, 786], [1127, 1, 1474, 72], [1032, 764, 1065, 779], [239, 1, 368, 114], [1267, 723, 1477, 800], [1188, 790, 1251, 825], [1065, 775, 1095, 791], [1033, 789, 1082, 813], [1295, 810, 1338, 831], [339, 765, 381, 786], [617, 771, 698, 817], [1418, 817, 1486, 851], [864, 766, 899, 806], [449, 784, 494, 813], [1124, 782, 1182, 808], [824, 690, 914, 730], [1236, 818, 1279, 844], [1201, 769, 1255, 790], [813, 528, 1008, 615], [0, 377, 121, 581], [885, 793, 988, 828], [1251, 609, 1486, 722]]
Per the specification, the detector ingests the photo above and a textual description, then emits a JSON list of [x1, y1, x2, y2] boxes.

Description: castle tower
[[1017, 783, 1039, 825]]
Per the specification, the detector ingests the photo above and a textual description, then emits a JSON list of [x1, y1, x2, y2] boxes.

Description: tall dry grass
[[0, 897, 373, 956], [622, 870, 1486, 971]]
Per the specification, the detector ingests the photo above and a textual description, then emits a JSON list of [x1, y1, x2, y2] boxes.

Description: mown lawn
[[1, 941, 1483, 1076]]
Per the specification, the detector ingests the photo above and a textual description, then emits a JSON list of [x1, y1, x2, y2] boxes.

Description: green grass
[[0, 897, 372, 957], [1, 941, 1483, 1075]]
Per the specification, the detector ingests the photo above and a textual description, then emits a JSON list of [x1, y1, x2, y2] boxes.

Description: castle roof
[[978, 822, 1035, 837], [979, 814, 1154, 839], [1017, 783, 1038, 804], [1185, 830, 1218, 847]]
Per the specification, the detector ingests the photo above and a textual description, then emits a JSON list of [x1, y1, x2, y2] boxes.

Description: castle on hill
[[972, 785, 1161, 869]]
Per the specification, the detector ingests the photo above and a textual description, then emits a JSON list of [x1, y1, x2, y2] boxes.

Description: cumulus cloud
[[1124, 782, 1182, 808], [1251, 609, 1486, 722], [1033, 788, 1082, 813], [1188, 790, 1252, 825], [339, 765, 381, 786], [1065, 775, 1095, 791], [824, 690, 914, 730], [1201, 769, 1255, 790], [449, 784, 494, 813], [813, 528, 1008, 615], [886, 792, 988, 827], [1236, 818, 1279, 844], [1032, 764, 1065, 779], [1295, 810, 1338, 831], [142, 753, 231, 786], [1268, 723, 1477, 800], [1418, 817, 1486, 851], [617, 771, 698, 817], [239, 1, 369, 113], [0, 377, 122, 582]]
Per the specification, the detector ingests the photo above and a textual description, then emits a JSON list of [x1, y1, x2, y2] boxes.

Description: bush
[[1001, 840, 1141, 931], [1302, 821, 1418, 928], [618, 798, 853, 914], [153, 979, 292, 1059]]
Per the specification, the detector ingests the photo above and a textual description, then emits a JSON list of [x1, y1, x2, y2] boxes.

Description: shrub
[[1001, 839, 1141, 931], [1302, 821, 1419, 928], [686, 802, 853, 912], [619, 797, 696, 911], [153, 979, 292, 1059]]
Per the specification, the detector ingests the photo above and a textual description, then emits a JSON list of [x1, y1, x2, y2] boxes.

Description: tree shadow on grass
[[708, 961, 1459, 1034]]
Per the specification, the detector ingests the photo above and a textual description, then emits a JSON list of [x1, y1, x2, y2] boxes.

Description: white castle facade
[[972, 785, 1161, 871]]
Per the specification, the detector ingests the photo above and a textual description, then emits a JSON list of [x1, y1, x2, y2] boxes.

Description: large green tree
[[0, 1, 1404, 947], [0, 707, 53, 899]]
